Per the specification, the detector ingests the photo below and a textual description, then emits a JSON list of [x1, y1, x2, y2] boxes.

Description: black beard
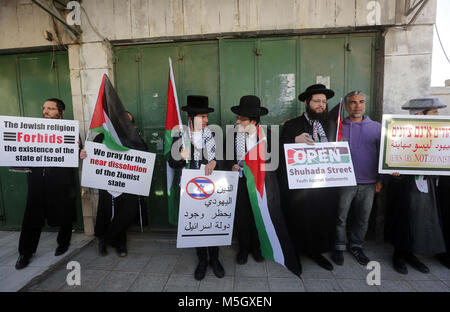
[[306, 104, 328, 123]]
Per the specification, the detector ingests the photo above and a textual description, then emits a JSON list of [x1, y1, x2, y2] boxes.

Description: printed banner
[[81, 141, 156, 196], [284, 142, 357, 189], [0, 115, 79, 167], [177, 169, 239, 248], [379, 114, 450, 175]]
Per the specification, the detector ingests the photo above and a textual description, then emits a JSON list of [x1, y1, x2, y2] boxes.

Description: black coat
[[279, 114, 338, 255], [23, 167, 78, 228], [387, 175, 446, 255], [438, 176, 450, 253]]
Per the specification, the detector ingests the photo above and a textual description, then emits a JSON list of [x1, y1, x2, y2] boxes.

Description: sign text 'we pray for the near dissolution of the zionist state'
[[0, 115, 79, 167]]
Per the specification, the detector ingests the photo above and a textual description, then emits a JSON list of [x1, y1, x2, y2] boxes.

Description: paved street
[[4, 231, 447, 292]]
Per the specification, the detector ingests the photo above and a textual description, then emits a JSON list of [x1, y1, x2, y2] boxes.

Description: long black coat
[[387, 175, 446, 255], [279, 114, 338, 255], [22, 167, 78, 228], [438, 176, 450, 253]]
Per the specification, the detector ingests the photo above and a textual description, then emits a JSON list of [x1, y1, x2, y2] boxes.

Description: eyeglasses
[[310, 99, 327, 105], [236, 116, 250, 122]]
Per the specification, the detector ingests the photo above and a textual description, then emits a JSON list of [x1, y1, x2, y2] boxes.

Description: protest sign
[[81, 141, 156, 196], [0, 115, 79, 167], [177, 169, 239, 248], [379, 114, 450, 176], [284, 142, 356, 189]]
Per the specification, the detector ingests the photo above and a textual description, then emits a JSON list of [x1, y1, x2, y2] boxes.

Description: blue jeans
[[335, 184, 376, 251]]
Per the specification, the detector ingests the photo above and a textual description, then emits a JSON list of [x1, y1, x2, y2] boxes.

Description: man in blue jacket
[[331, 91, 382, 266]]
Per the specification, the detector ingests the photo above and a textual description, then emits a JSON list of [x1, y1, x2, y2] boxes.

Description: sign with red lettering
[[284, 142, 357, 189], [81, 141, 156, 196], [0, 115, 79, 167], [379, 114, 450, 175]]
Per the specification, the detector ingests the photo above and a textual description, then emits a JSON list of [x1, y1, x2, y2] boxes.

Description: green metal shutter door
[[0, 52, 81, 230]]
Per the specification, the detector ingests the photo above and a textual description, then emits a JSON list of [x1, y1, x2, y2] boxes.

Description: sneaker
[[210, 259, 225, 278], [331, 250, 344, 266], [55, 244, 70, 256], [393, 256, 408, 275], [194, 260, 208, 281], [405, 253, 429, 274], [349, 247, 370, 266], [15, 255, 31, 270]]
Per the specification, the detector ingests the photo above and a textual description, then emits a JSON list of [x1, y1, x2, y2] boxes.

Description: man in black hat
[[168, 95, 225, 281], [228, 95, 268, 265], [279, 84, 338, 271], [15, 98, 79, 270], [387, 98, 448, 274]]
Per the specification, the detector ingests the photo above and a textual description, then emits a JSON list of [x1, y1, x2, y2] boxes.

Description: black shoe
[[55, 244, 69, 256], [349, 247, 370, 266], [15, 255, 31, 270], [194, 260, 208, 281], [210, 259, 225, 278], [236, 249, 248, 265], [98, 239, 107, 256], [331, 250, 344, 266], [311, 254, 334, 271], [435, 253, 450, 269], [393, 256, 408, 275], [251, 248, 264, 263], [116, 245, 128, 257], [405, 253, 430, 274]]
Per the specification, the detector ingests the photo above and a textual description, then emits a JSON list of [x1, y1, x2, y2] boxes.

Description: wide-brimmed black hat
[[182, 95, 214, 114], [231, 95, 269, 118], [298, 84, 335, 102], [402, 98, 447, 110]]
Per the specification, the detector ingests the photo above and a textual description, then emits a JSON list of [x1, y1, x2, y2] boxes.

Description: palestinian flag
[[164, 58, 184, 225], [335, 97, 344, 142], [90, 74, 146, 151], [242, 126, 301, 277]]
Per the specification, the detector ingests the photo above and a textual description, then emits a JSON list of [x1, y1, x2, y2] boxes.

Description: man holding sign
[[16, 98, 79, 270]]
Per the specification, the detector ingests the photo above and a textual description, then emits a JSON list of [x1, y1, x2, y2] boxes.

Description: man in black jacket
[[16, 98, 78, 270]]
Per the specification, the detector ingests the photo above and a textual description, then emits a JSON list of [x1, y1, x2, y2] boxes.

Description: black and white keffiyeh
[[186, 123, 216, 164], [304, 113, 328, 143]]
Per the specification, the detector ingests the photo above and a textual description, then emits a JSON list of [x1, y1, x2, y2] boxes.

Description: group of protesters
[[14, 85, 450, 284]]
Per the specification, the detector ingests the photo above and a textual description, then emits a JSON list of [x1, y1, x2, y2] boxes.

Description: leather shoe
[[15, 255, 31, 270], [331, 250, 344, 266], [349, 247, 370, 266], [55, 244, 69, 256], [116, 245, 128, 257], [251, 248, 264, 263], [311, 254, 334, 271], [98, 239, 107, 256], [405, 253, 429, 274], [236, 249, 248, 265], [393, 256, 408, 275], [194, 260, 208, 281], [435, 253, 450, 269], [210, 259, 225, 278]]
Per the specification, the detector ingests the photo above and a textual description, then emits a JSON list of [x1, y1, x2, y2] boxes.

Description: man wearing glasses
[[280, 84, 339, 271]]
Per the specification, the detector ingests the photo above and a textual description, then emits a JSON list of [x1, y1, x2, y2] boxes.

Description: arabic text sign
[[81, 141, 156, 196], [0, 115, 79, 167], [177, 169, 239, 248], [379, 114, 450, 176], [284, 142, 357, 189]]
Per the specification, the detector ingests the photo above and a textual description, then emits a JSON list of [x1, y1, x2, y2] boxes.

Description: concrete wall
[[0, 0, 438, 234], [431, 80, 450, 116]]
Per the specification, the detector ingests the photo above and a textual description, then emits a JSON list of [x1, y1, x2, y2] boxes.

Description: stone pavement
[[0, 231, 93, 292], [14, 231, 450, 292]]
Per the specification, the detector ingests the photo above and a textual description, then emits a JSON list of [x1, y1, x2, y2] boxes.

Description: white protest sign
[[284, 142, 357, 189], [0, 115, 79, 167], [81, 141, 156, 196], [177, 169, 239, 249]]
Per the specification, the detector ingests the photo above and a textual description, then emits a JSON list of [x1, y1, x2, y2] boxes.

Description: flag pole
[[336, 97, 343, 142]]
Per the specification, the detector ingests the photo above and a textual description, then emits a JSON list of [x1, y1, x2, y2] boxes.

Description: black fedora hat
[[298, 84, 335, 102], [182, 95, 214, 114], [231, 95, 269, 118]]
